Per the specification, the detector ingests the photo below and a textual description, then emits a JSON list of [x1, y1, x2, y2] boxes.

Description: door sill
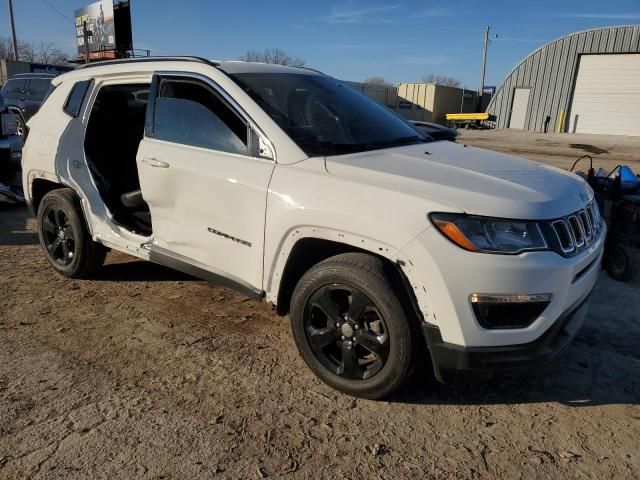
[[149, 246, 264, 300]]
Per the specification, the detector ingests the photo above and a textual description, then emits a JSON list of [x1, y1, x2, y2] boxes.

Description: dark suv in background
[[0, 73, 55, 139], [0, 95, 21, 177]]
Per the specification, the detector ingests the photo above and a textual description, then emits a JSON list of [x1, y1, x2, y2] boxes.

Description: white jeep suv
[[22, 57, 605, 399]]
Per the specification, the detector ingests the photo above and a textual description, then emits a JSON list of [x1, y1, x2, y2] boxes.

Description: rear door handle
[[141, 157, 170, 168]]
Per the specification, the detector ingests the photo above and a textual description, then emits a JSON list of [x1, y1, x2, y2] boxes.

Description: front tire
[[37, 188, 107, 278], [290, 253, 416, 399]]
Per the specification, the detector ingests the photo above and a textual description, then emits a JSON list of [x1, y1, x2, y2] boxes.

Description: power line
[[40, 0, 75, 25]]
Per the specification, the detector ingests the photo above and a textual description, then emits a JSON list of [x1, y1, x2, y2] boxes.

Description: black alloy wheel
[[37, 189, 107, 278], [290, 253, 417, 399], [41, 206, 76, 266], [304, 284, 390, 380]]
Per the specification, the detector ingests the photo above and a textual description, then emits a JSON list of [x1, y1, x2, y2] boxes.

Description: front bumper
[[399, 221, 604, 346], [397, 213, 606, 383], [423, 287, 592, 383]]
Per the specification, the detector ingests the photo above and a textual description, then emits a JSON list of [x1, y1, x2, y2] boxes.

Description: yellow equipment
[[445, 112, 496, 130]]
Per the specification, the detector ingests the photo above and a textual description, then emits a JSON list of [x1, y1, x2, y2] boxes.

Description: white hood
[[325, 141, 592, 220]]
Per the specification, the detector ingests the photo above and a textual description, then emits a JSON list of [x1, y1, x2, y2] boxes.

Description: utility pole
[[479, 26, 497, 111], [7, 0, 19, 61]]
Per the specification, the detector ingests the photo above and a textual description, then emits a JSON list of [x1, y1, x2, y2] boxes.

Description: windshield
[[230, 72, 430, 156]]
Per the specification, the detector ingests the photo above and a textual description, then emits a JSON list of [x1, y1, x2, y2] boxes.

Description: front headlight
[[430, 213, 548, 254]]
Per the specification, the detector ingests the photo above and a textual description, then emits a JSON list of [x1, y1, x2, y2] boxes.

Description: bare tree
[[422, 74, 461, 88], [363, 76, 393, 87], [240, 48, 306, 67], [18, 42, 36, 62], [0, 36, 70, 65], [0, 37, 10, 59], [36, 42, 68, 65], [0, 37, 34, 61], [240, 50, 263, 63]]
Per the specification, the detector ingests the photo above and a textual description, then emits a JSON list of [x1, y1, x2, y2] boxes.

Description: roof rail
[[75, 56, 220, 70], [296, 65, 326, 75], [10, 72, 57, 78]]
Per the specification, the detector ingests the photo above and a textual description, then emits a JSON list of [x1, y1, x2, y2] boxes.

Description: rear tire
[[290, 253, 416, 399], [37, 188, 107, 278]]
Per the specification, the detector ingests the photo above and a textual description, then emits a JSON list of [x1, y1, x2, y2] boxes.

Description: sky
[[2, 0, 640, 89]]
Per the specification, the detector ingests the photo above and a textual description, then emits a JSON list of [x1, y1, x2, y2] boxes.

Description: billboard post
[[83, 21, 92, 63]]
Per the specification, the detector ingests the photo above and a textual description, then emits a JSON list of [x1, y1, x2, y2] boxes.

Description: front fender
[[262, 159, 455, 302]]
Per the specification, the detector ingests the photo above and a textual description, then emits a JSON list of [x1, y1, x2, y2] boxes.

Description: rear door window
[[1, 79, 27, 99]]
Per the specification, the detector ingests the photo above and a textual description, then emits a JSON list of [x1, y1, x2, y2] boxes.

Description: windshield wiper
[[296, 137, 429, 156], [373, 135, 431, 147], [297, 141, 377, 153]]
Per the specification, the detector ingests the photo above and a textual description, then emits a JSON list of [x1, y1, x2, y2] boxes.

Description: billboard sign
[[75, 1, 116, 56], [30, 63, 73, 76]]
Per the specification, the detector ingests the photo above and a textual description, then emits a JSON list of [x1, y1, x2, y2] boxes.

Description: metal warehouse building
[[486, 25, 640, 136]]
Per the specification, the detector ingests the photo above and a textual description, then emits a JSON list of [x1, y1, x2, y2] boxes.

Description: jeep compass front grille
[[549, 201, 603, 256]]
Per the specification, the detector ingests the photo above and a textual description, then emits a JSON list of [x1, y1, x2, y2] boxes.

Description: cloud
[[324, 42, 394, 50], [325, 4, 398, 24], [414, 7, 451, 18], [498, 37, 543, 43], [400, 55, 449, 66], [325, 43, 377, 49], [555, 12, 640, 20]]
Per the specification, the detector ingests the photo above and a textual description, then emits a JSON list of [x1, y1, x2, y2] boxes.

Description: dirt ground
[[458, 129, 640, 173], [1, 130, 639, 479]]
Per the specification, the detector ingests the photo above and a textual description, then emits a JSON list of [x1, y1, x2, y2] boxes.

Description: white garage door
[[570, 54, 640, 136]]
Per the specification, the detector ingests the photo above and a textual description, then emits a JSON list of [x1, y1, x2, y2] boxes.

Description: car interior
[[84, 83, 152, 236]]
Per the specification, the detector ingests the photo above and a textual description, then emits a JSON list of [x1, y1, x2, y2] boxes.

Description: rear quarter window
[[63, 80, 92, 117]]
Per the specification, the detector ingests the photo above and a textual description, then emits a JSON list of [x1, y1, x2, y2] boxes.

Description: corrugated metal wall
[[344, 80, 485, 123], [486, 25, 640, 131], [396, 83, 436, 121], [343, 81, 398, 108]]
